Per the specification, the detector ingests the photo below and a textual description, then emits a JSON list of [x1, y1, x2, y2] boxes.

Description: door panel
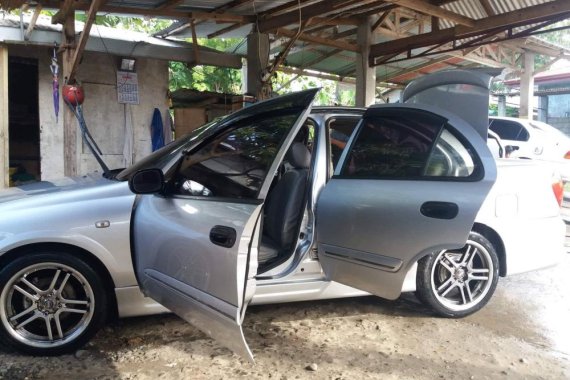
[[317, 104, 496, 300], [133, 196, 262, 360]]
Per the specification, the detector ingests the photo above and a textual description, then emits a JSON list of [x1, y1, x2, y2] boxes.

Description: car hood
[[0, 173, 130, 210]]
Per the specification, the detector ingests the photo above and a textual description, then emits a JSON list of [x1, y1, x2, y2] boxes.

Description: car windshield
[[115, 119, 221, 181]]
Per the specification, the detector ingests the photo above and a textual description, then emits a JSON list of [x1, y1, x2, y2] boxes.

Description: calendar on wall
[[117, 71, 139, 104]]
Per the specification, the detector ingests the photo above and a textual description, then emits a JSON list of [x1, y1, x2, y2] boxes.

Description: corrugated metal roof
[[27, 0, 568, 86]]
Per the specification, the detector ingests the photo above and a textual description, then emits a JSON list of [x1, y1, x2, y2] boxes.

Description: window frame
[[162, 109, 304, 202], [334, 110, 485, 183]]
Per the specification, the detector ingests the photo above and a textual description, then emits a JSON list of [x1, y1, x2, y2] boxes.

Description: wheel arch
[[0, 242, 119, 320], [472, 223, 507, 277]]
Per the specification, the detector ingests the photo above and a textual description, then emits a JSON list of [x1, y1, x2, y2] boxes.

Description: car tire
[[416, 232, 499, 318], [0, 251, 108, 355]]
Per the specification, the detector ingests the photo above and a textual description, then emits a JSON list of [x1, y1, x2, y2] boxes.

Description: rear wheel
[[0, 252, 108, 355], [416, 232, 499, 317]]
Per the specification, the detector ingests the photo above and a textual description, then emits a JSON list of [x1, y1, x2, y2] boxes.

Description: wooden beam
[[372, 11, 391, 32], [190, 19, 200, 64], [156, 0, 183, 10], [67, 0, 104, 84], [382, 0, 475, 27], [62, 11, 77, 177], [479, 0, 496, 17], [279, 65, 356, 84], [258, 0, 361, 33], [24, 4, 42, 41], [51, 0, 74, 25], [370, 0, 570, 61], [207, 23, 245, 38], [0, 44, 8, 188], [276, 27, 358, 52], [42, 1, 254, 21]]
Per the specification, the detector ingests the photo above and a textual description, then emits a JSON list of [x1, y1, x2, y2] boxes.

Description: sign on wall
[[117, 71, 139, 104]]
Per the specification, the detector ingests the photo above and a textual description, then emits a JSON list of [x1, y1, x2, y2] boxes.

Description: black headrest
[[286, 142, 311, 169]]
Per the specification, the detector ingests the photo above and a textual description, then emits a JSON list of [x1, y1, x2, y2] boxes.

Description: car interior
[[258, 123, 314, 270]]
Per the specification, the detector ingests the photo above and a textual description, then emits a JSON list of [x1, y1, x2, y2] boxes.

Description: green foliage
[[169, 38, 243, 93], [272, 71, 355, 106]]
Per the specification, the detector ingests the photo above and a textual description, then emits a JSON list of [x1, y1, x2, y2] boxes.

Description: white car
[[489, 116, 570, 181]]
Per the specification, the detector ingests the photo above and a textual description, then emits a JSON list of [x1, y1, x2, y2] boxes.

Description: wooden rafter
[[372, 11, 391, 32], [382, 0, 475, 27], [257, 0, 363, 33], [275, 27, 358, 52], [67, 0, 105, 83], [370, 0, 570, 64], [479, 0, 496, 17], [156, 0, 183, 11]]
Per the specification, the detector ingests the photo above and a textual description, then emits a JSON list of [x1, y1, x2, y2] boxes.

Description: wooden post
[[62, 12, 78, 177], [0, 45, 8, 188]]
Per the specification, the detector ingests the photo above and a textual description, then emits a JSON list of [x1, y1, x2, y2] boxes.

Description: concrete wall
[[547, 94, 570, 118], [7, 46, 168, 180]]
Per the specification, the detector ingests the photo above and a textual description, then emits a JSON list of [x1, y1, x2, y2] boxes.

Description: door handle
[[420, 201, 459, 220], [209, 225, 237, 248]]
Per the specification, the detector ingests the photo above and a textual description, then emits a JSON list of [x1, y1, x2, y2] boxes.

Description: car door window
[[425, 128, 478, 178], [327, 116, 360, 172], [173, 112, 297, 199], [489, 120, 530, 141], [339, 110, 443, 178]]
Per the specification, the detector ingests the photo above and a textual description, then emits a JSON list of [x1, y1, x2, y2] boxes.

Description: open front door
[[131, 90, 317, 361], [317, 104, 497, 300]]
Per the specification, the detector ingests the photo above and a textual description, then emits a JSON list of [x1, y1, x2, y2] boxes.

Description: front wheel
[[0, 252, 109, 355], [416, 232, 499, 318]]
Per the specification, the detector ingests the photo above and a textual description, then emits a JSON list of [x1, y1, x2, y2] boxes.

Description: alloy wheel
[[430, 240, 495, 312], [0, 262, 95, 348]]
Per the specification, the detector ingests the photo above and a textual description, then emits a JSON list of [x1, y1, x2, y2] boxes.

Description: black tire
[[0, 251, 108, 355], [416, 232, 499, 318]]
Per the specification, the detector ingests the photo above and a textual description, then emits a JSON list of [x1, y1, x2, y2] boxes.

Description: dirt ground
[[1, 254, 569, 380]]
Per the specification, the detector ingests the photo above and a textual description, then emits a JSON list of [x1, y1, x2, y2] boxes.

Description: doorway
[[8, 56, 40, 185]]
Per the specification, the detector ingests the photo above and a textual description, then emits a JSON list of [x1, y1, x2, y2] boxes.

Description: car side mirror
[[505, 145, 519, 157], [129, 168, 164, 194]]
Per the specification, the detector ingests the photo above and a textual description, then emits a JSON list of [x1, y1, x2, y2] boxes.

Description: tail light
[[552, 176, 564, 207], [564, 151, 570, 159]]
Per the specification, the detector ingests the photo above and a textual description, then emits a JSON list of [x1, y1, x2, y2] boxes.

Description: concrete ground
[[4, 209, 570, 380], [1, 251, 569, 380]]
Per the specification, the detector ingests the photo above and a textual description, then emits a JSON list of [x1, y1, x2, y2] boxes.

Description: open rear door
[[317, 103, 497, 300], [131, 90, 318, 361]]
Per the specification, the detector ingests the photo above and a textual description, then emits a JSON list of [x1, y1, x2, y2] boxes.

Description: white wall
[[8, 46, 168, 180]]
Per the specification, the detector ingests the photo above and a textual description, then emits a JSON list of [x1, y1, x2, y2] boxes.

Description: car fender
[[0, 230, 136, 288]]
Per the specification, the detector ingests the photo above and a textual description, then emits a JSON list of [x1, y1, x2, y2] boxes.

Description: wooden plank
[[67, 0, 104, 84], [0, 45, 8, 188], [370, 0, 570, 60], [207, 23, 245, 38], [382, 0, 475, 27]]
